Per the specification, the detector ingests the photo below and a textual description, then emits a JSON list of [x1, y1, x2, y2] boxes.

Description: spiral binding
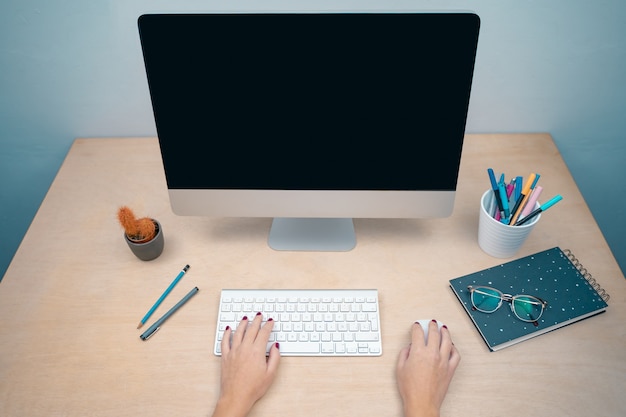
[[563, 249, 610, 302]]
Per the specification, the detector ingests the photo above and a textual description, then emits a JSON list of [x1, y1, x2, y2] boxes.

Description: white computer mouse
[[415, 319, 444, 344]]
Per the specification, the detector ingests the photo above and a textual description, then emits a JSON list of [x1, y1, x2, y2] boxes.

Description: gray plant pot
[[124, 219, 164, 261]]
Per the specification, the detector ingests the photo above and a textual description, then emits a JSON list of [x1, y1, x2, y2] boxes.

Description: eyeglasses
[[467, 285, 548, 325]]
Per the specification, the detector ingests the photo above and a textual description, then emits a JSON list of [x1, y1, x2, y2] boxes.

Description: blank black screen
[[138, 13, 480, 190]]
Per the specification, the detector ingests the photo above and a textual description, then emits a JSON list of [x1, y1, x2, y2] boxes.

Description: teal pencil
[[137, 265, 190, 329]]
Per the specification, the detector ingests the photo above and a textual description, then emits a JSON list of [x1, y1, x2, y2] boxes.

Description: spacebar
[[276, 342, 320, 354]]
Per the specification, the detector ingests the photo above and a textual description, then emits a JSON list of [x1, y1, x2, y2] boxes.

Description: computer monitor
[[138, 12, 480, 251]]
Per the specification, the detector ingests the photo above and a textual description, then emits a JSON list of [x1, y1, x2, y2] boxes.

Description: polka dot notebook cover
[[449, 247, 610, 351]]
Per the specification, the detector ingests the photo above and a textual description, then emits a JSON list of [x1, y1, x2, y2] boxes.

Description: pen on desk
[[137, 264, 190, 329], [487, 168, 505, 219], [140, 286, 199, 341], [514, 195, 563, 226], [509, 173, 536, 225]]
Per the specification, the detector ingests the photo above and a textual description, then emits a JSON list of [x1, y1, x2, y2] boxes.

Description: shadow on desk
[[190, 216, 480, 249]]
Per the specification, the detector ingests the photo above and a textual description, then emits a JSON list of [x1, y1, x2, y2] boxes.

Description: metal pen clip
[[140, 326, 160, 341]]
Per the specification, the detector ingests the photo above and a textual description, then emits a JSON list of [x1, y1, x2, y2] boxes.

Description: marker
[[530, 174, 541, 189], [506, 181, 516, 207], [487, 168, 505, 219], [140, 287, 199, 340], [137, 265, 190, 329], [497, 181, 515, 221], [520, 185, 543, 218], [498, 180, 510, 222], [509, 173, 537, 225], [514, 195, 563, 226], [514, 176, 523, 201]]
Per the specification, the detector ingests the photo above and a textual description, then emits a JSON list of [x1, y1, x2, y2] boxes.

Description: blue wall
[[2, 1, 625, 279]]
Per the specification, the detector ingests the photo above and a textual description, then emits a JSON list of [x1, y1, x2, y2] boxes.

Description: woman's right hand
[[396, 321, 461, 417]]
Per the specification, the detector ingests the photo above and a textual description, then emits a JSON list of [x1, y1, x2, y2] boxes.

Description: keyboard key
[[355, 332, 380, 342], [279, 342, 321, 354], [321, 343, 334, 353]]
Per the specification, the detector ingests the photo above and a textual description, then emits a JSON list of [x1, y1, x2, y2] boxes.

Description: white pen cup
[[478, 189, 541, 258]]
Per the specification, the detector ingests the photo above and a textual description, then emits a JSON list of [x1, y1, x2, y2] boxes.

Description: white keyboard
[[214, 289, 382, 356]]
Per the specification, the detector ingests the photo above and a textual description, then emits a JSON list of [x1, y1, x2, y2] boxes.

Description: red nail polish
[[275, 342, 280, 349], [268, 317, 274, 321], [256, 311, 262, 316], [225, 325, 230, 331], [431, 319, 437, 323], [442, 325, 448, 329], [242, 316, 248, 321]]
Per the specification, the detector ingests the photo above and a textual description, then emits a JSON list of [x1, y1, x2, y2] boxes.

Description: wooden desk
[[1, 134, 624, 417]]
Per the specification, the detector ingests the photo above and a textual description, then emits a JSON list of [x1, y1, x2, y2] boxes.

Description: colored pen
[[496, 180, 515, 222], [487, 168, 505, 219], [531, 173, 541, 189], [498, 180, 510, 222], [140, 287, 199, 340], [494, 174, 504, 221], [137, 264, 190, 329], [520, 185, 543, 218], [514, 176, 523, 201], [514, 195, 563, 226], [509, 173, 537, 225], [506, 181, 515, 207]]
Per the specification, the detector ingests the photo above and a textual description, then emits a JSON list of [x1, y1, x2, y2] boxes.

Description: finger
[[396, 345, 410, 370], [232, 315, 249, 347], [266, 342, 281, 375], [256, 318, 275, 347], [410, 322, 427, 346], [427, 320, 442, 348], [221, 325, 233, 356], [449, 343, 462, 370], [440, 326, 461, 371], [439, 325, 453, 352], [243, 312, 263, 344]]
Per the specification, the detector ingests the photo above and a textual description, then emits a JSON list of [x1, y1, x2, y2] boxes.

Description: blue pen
[[137, 265, 190, 329], [498, 181, 510, 222], [514, 195, 563, 226], [487, 168, 504, 217], [531, 174, 541, 189], [514, 176, 523, 201]]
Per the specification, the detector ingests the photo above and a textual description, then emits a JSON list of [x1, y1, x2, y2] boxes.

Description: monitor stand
[[268, 218, 356, 251]]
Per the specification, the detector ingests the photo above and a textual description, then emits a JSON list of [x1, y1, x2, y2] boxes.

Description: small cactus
[[117, 206, 156, 243]]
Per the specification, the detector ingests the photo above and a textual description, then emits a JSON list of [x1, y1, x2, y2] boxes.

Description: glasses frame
[[467, 285, 548, 325]]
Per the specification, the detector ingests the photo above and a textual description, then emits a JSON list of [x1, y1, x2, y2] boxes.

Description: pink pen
[[506, 182, 515, 201], [520, 185, 543, 218]]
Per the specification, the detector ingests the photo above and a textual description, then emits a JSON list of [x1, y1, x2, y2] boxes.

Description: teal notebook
[[449, 247, 609, 351]]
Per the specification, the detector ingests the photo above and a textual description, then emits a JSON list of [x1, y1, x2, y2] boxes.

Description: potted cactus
[[117, 206, 164, 261]]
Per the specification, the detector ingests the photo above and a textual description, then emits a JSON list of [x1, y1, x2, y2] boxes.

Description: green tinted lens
[[471, 287, 502, 312], [512, 296, 544, 321]]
